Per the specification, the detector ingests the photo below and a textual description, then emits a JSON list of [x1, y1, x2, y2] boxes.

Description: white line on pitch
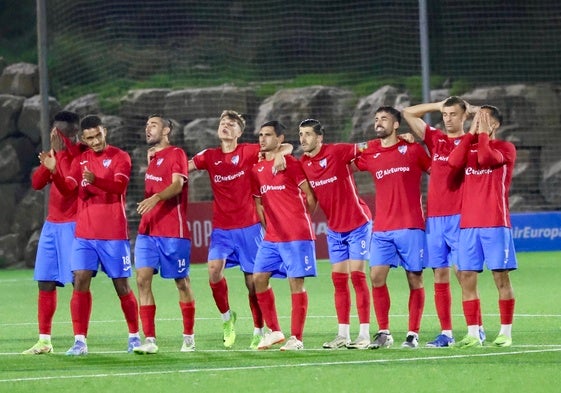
[[1, 347, 561, 383]]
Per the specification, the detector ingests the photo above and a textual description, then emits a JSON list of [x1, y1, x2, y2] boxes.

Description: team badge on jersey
[[103, 159, 112, 168], [156, 158, 164, 166], [319, 158, 327, 168], [454, 139, 461, 145], [398, 145, 408, 155], [231, 155, 240, 165]]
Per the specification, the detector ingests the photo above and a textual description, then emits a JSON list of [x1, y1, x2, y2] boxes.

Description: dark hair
[[148, 113, 173, 133], [443, 96, 467, 113], [260, 120, 286, 136], [481, 105, 503, 126], [80, 115, 103, 130], [54, 110, 80, 125], [299, 118, 324, 136], [375, 106, 402, 124], [220, 110, 246, 132]]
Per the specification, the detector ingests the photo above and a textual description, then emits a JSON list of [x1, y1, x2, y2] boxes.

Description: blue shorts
[[458, 227, 518, 272], [34, 221, 76, 286], [327, 221, 372, 263], [71, 238, 132, 279], [207, 223, 263, 273], [254, 240, 317, 279], [369, 229, 426, 272], [134, 235, 191, 279], [425, 215, 460, 269]]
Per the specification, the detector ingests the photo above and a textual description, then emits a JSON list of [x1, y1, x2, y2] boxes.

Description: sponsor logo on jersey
[[375, 166, 411, 179], [260, 184, 286, 194], [432, 153, 449, 162], [214, 170, 245, 183], [145, 173, 163, 182], [310, 176, 337, 188], [465, 167, 493, 175]]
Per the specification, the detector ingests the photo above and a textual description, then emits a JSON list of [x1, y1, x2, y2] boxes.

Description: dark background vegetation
[[1, 0, 560, 110]]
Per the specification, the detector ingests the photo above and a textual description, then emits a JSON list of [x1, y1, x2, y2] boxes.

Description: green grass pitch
[[0, 251, 560, 393]]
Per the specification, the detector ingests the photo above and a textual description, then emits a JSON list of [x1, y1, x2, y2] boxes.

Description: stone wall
[[1, 61, 560, 268]]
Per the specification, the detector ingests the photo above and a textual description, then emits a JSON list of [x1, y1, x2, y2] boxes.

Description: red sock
[[478, 302, 484, 326], [372, 285, 391, 330], [210, 278, 229, 314], [408, 287, 425, 333], [498, 298, 515, 325], [291, 292, 308, 341], [332, 272, 350, 324], [119, 291, 139, 333], [351, 270, 371, 324], [248, 294, 264, 328], [139, 304, 156, 338], [462, 299, 480, 326], [434, 283, 452, 331], [256, 288, 281, 332], [70, 290, 92, 336], [38, 290, 57, 335], [83, 291, 92, 336], [179, 301, 195, 335]]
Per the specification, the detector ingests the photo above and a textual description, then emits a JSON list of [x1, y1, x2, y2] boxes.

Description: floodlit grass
[[1, 251, 560, 393]]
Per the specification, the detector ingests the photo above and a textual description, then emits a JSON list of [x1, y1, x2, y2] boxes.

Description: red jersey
[[31, 149, 78, 223], [192, 143, 260, 229], [69, 145, 131, 240], [355, 139, 431, 231], [448, 133, 516, 228], [300, 143, 371, 232], [138, 146, 190, 239], [423, 125, 465, 217], [251, 155, 315, 242]]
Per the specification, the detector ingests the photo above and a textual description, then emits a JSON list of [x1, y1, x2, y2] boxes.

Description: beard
[[375, 128, 391, 139], [146, 136, 160, 146]]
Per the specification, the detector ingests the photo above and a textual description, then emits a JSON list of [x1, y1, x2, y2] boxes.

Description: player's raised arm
[[476, 106, 515, 168], [402, 100, 443, 139], [39, 150, 79, 195], [448, 111, 480, 169], [271, 143, 294, 172]]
